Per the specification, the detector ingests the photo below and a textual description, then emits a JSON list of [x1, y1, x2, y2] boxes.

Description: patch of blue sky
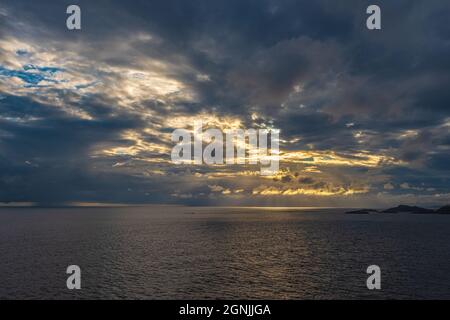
[[23, 64, 63, 75], [0, 65, 63, 86]]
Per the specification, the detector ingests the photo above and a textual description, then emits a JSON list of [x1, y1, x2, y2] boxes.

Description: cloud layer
[[1, 0, 449, 206]]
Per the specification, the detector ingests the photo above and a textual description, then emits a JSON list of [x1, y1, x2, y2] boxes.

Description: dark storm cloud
[[0, 0, 449, 205], [0, 94, 152, 203]]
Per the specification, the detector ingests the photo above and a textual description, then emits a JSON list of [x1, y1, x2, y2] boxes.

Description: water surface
[[0, 206, 449, 299]]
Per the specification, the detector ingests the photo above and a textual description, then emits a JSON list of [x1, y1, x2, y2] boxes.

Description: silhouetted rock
[[345, 209, 378, 214], [346, 210, 369, 214], [436, 205, 450, 214], [382, 205, 434, 214]]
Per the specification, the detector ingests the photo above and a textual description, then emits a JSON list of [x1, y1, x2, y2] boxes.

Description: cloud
[[384, 183, 394, 190], [0, 0, 449, 206]]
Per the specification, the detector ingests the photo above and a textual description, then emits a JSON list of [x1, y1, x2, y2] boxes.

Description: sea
[[0, 206, 449, 299]]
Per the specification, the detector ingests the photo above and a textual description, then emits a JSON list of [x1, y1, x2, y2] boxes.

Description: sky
[[0, 0, 449, 207]]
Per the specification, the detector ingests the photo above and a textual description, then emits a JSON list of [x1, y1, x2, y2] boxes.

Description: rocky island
[[346, 205, 450, 214], [381, 205, 435, 214]]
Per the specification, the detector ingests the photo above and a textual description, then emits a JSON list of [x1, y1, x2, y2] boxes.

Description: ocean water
[[0, 206, 450, 300]]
